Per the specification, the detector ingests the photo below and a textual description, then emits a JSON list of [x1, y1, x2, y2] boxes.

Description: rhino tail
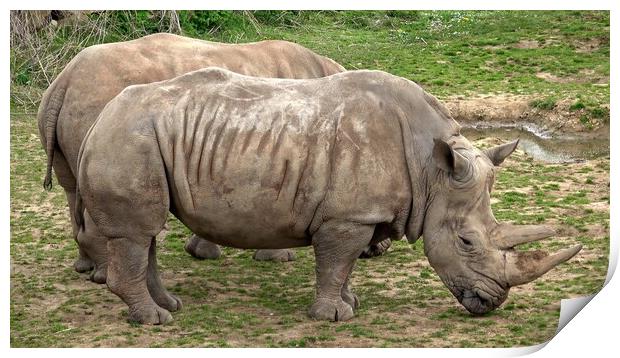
[[39, 85, 67, 191]]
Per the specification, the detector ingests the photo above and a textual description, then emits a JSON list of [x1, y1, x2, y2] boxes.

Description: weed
[[530, 97, 557, 110], [569, 101, 586, 111], [589, 107, 607, 119]]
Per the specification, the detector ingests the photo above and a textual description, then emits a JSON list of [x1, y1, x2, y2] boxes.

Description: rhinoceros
[[75, 67, 581, 324], [37, 33, 392, 283]]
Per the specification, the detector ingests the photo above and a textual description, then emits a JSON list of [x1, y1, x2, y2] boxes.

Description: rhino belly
[[177, 188, 311, 249], [166, 125, 331, 250]]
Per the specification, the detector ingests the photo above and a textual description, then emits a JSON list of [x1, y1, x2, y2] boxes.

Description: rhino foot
[[359, 238, 392, 259], [89, 264, 107, 284], [253, 249, 296, 262], [308, 298, 354, 322], [184, 235, 222, 260], [74, 256, 95, 273], [128, 304, 172, 325], [151, 291, 183, 312], [341, 290, 360, 310]]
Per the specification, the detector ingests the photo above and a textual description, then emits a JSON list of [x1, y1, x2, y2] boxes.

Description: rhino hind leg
[[60, 173, 95, 273], [107, 236, 172, 325], [147, 237, 182, 312], [77, 209, 110, 284], [359, 238, 392, 259], [71, 198, 93, 273], [308, 221, 374, 322], [253, 249, 296, 262], [73, 251, 95, 273], [184, 234, 222, 260]]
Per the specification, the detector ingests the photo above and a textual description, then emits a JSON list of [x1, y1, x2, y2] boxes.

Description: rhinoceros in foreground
[[38, 33, 390, 283], [76, 68, 581, 324]]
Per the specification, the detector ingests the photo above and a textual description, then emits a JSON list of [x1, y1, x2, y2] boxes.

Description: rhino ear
[[484, 139, 519, 166], [432, 138, 469, 179]]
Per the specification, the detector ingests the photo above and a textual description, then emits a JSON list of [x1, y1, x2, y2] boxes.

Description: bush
[[252, 10, 305, 27], [589, 107, 607, 118], [178, 11, 249, 36], [569, 101, 586, 111]]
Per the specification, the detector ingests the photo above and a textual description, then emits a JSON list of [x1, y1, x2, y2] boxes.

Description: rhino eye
[[459, 235, 473, 247]]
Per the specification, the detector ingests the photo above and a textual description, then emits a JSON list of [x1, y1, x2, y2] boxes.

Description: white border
[[4, 1, 617, 356]]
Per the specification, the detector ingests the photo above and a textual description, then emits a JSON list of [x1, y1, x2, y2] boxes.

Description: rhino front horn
[[504, 245, 582, 286]]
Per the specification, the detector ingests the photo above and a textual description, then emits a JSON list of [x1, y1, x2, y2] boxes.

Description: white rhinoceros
[[38, 33, 392, 283], [75, 67, 581, 324]]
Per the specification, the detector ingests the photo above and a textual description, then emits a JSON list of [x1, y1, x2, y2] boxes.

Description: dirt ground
[[10, 107, 609, 347]]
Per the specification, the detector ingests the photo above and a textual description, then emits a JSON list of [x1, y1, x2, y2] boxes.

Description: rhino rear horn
[[496, 224, 556, 249], [484, 139, 519, 166]]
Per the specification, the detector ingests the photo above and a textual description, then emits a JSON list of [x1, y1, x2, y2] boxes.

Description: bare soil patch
[[514, 39, 540, 49], [535, 71, 609, 85], [444, 95, 608, 134], [574, 38, 603, 53]]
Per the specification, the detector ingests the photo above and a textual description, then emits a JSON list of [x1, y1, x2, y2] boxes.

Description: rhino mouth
[[449, 279, 509, 315], [459, 288, 506, 315]]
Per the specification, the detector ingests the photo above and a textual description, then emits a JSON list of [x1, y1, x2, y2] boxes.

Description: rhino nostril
[[462, 290, 477, 300]]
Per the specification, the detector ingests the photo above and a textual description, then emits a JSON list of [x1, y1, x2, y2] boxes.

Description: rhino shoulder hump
[[137, 32, 182, 43]]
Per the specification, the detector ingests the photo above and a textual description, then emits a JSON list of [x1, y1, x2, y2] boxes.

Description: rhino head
[[422, 136, 581, 314]]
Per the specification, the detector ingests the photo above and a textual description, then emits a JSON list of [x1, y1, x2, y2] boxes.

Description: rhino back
[[52, 33, 344, 177]]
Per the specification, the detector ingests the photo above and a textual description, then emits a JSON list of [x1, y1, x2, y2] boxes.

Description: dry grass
[[10, 10, 182, 111]]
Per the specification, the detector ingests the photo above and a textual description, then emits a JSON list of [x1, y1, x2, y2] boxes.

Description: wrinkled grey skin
[[38, 33, 390, 283], [76, 68, 581, 324]]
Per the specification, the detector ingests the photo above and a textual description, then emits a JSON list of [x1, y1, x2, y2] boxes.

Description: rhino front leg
[[107, 236, 172, 325], [341, 266, 360, 310], [309, 221, 374, 322], [253, 249, 296, 262], [184, 234, 222, 260], [147, 237, 182, 312], [185, 235, 297, 262]]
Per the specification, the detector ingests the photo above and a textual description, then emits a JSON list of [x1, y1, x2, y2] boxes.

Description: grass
[[10, 115, 610, 348], [10, 10, 610, 348], [257, 11, 609, 123], [530, 97, 557, 110]]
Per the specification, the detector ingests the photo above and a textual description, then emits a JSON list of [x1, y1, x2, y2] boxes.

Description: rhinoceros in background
[[75, 67, 581, 324], [38, 33, 392, 283]]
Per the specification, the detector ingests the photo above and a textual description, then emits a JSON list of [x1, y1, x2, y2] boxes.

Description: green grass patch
[[10, 10, 609, 348], [530, 97, 557, 110]]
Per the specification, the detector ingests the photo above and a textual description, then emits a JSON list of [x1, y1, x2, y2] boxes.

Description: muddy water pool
[[461, 122, 610, 163]]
